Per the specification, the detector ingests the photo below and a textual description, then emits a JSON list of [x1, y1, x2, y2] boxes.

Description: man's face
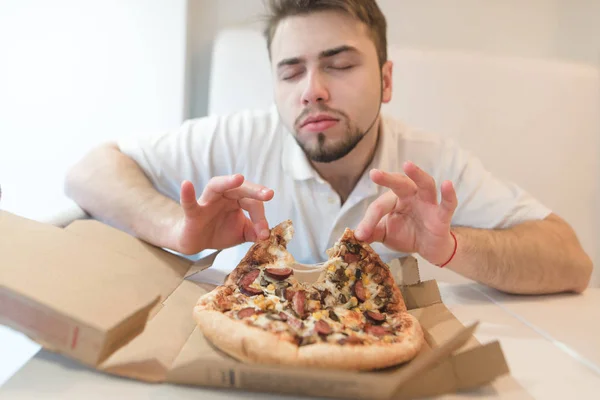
[[270, 11, 392, 163]]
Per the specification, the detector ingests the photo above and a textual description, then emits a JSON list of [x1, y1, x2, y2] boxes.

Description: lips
[[300, 114, 339, 132]]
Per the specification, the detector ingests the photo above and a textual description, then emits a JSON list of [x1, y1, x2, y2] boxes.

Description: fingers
[[355, 191, 396, 241], [369, 169, 417, 199], [242, 219, 258, 243], [438, 180, 458, 224], [223, 181, 274, 202], [239, 198, 271, 240], [180, 180, 200, 217], [403, 161, 438, 203], [366, 220, 387, 243], [198, 174, 274, 204], [371, 163, 440, 204], [199, 174, 245, 204]]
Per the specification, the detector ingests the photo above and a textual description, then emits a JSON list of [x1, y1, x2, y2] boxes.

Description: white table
[[1, 280, 599, 399]]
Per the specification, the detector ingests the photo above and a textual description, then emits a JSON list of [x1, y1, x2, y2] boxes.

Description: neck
[[311, 118, 381, 204]]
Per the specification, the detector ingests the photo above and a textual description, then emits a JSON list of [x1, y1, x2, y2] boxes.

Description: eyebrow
[[276, 45, 359, 69]]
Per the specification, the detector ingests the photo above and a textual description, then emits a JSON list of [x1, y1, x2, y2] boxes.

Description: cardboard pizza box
[[0, 210, 511, 399]]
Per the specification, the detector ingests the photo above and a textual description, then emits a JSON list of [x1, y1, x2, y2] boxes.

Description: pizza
[[193, 220, 424, 371]]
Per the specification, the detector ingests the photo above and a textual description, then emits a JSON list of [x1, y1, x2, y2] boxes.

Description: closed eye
[[281, 71, 302, 81], [328, 65, 354, 71]]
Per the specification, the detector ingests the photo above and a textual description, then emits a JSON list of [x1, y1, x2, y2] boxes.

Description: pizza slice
[[194, 220, 313, 363], [193, 220, 424, 371]]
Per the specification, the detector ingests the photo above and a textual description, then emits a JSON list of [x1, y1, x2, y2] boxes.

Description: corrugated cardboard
[[0, 211, 511, 399]]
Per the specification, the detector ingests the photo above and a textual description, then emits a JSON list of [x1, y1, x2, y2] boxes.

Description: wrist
[[434, 230, 458, 268], [138, 200, 189, 252], [168, 212, 207, 255]]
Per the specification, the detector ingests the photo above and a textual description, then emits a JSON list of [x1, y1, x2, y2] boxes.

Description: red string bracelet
[[437, 231, 457, 268]]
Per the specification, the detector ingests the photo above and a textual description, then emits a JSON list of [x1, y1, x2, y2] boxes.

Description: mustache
[[294, 105, 348, 128]]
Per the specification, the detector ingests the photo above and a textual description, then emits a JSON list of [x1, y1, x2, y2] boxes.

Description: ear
[[381, 60, 393, 103]]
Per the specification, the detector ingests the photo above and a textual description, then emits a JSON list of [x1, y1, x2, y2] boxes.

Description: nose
[[301, 71, 330, 105]]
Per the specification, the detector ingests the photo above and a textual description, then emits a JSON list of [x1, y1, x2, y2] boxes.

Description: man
[[65, 0, 592, 295]]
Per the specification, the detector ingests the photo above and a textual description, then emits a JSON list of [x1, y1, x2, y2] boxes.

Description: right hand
[[171, 174, 274, 254]]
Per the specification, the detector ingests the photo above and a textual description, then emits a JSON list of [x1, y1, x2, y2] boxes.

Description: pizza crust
[[194, 308, 424, 371], [193, 309, 299, 365]]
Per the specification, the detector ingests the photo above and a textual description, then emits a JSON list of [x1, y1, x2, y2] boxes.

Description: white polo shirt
[[118, 105, 551, 267]]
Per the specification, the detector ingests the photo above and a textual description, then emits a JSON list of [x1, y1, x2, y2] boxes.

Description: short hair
[[263, 0, 388, 67]]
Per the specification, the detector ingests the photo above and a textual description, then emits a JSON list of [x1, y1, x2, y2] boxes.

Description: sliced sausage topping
[[284, 288, 295, 302], [240, 285, 263, 296], [354, 280, 367, 302], [287, 315, 304, 330], [237, 307, 256, 319], [238, 269, 260, 287], [238, 269, 263, 296], [365, 311, 386, 324], [292, 290, 307, 319], [344, 252, 361, 264], [365, 324, 390, 337], [314, 320, 332, 335], [264, 267, 293, 280]]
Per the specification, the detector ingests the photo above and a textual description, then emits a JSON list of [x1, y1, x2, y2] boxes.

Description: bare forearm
[[446, 214, 592, 294], [64, 143, 183, 249]]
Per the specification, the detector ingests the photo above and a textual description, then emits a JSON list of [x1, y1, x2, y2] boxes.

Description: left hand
[[355, 161, 458, 265]]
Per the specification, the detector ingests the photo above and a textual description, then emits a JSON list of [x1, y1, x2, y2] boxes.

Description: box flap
[[392, 341, 510, 399], [388, 322, 479, 393], [98, 280, 207, 382], [64, 220, 192, 278], [0, 211, 162, 365], [388, 303, 509, 399], [453, 341, 510, 389], [184, 250, 221, 279], [64, 219, 194, 319], [400, 279, 443, 310]]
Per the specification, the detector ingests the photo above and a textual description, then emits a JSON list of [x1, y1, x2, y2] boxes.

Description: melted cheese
[[365, 280, 380, 296], [334, 308, 363, 331], [245, 293, 286, 313], [302, 317, 317, 333], [253, 314, 273, 328]]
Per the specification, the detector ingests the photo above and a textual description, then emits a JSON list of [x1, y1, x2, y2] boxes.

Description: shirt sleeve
[[116, 115, 239, 202], [436, 139, 552, 229]]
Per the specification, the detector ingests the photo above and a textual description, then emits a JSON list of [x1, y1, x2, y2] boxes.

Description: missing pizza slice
[[193, 220, 424, 371]]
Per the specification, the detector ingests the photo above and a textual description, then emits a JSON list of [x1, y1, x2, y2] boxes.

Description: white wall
[[0, 0, 187, 221]]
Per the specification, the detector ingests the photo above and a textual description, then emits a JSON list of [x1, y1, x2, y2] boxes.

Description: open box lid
[[0, 211, 510, 399], [0, 211, 191, 366]]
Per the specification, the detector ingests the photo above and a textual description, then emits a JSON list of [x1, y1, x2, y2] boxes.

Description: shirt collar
[[353, 117, 391, 199], [281, 127, 321, 181]]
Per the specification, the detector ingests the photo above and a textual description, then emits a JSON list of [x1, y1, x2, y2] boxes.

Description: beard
[[292, 106, 368, 163], [296, 123, 365, 163]]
